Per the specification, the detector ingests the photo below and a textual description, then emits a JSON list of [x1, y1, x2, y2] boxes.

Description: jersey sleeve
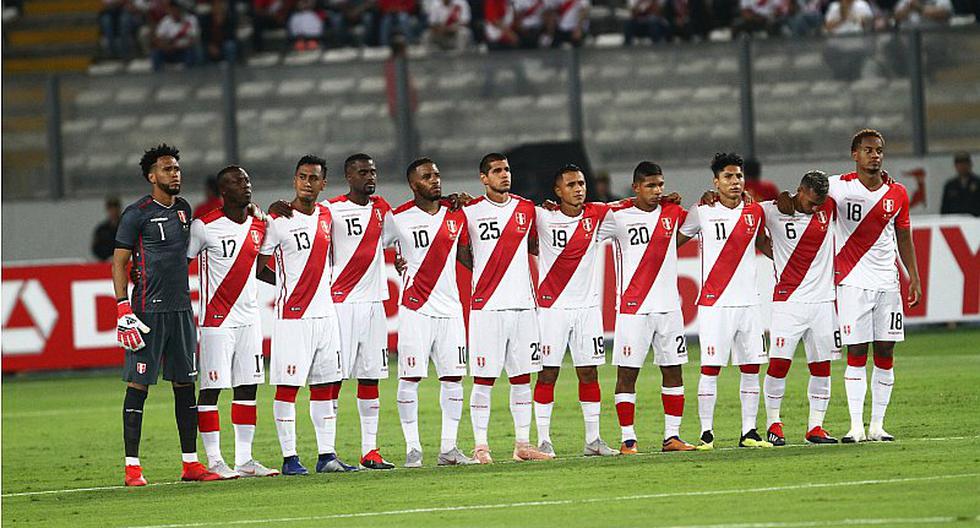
[[114, 206, 143, 250], [597, 208, 617, 241], [895, 185, 911, 229], [679, 204, 701, 237], [260, 219, 279, 255], [382, 209, 398, 248], [187, 219, 207, 258]]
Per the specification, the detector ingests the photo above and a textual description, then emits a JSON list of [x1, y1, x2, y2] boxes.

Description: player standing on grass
[[188, 165, 281, 478], [389, 158, 477, 467], [459, 153, 551, 464], [257, 155, 355, 476], [758, 170, 841, 446], [113, 144, 221, 486], [677, 152, 772, 450], [825, 129, 921, 443], [601, 162, 697, 455], [531, 165, 619, 458]]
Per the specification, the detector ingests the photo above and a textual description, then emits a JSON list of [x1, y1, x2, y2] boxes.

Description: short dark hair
[[710, 152, 743, 177], [850, 128, 884, 152], [479, 152, 507, 175], [215, 165, 243, 186], [632, 161, 662, 183], [554, 163, 584, 185], [800, 170, 829, 198], [295, 154, 327, 175], [744, 158, 761, 179], [105, 195, 121, 209], [406, 157, 436, 181], [344, 153, 373, 173], [139, 143, 180, 181]]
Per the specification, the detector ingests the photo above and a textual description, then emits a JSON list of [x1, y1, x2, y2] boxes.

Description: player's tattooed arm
[[456, 242, 474, 270], [255, 254, 276, 285], [896, 227, 922, 307], [756, 228, 773, 259], [267, 200, 294, 218]]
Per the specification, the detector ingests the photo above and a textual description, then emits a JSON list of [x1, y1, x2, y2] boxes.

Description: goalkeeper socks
[[662, 386, 685, 440], [615, 392, 637, 442], [356, 383, 380, 456], [439, 381, 464, 452], [173, 384, 199, 458], [123, 386, 147, 463], [231, 400, 257, 467], [197, 404, 222, 466], [579, 382, 601, 444], [273, 386, 298, 457], [397, 379, 421, 453], [309, 386, 337, 455], [533, 382, 555, 445]]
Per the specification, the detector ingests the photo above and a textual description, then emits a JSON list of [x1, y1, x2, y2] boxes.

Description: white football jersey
[[679, 201, 765, 307], [599, 200, 686, 314], [324, 195, 395, 304], [534, 203, 610, 309], [829, 172, 910, 292], [188, 211, 265, 328], [260, 204, 335, 319], [391, 200, 466, 318], [761, 200, 836, 304], [462, 194, 536, 311], [549, 0, 589, 31]]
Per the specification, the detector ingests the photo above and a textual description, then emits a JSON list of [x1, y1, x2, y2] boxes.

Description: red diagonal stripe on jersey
[[537, 203, 609, 308], [471, 199, 535, 310], [284, 205, 331, 319], [834, 184, 907, 286], [772, 202, 833, 302], [620, 203, 683, 314], [402, 209, 465, 311], [332, 202, 384, 302], [203, 218, 265, 327], [698, 203, 764, 306]]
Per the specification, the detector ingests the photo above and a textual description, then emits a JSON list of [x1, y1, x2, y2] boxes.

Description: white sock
[[397, 380, 421, 453], [232, 400, 256, 467], [310, 399, 336, 454], [510, 383, 532, 444], [740, 372, 761, 435], [126, 456, 141, 466], [534, 401, 554, 445], [808, 375, 831, 430], [698, 373, 718, 433], [662, 386, 684, 440], [581, 401, 601, 444], [198, 404, 222, 466], [763, 375, 786, 427], [440, 381, 464, 452], [615, 392, 637, 442], [470, 383, 493, 446], [273, 399, 297, 457], [870, 366, 894, 429], [181, 453, 198, 463], [357, 397, 380, 456], [844, 365, 867, 430]]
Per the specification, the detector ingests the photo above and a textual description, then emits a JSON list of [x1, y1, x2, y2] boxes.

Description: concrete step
[[7, 26, 99, 47], [23, 0, 102, 16], [3, 55, 91, 74]]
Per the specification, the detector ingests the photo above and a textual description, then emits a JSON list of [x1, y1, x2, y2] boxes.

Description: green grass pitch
[[3, 328, 979, 527]]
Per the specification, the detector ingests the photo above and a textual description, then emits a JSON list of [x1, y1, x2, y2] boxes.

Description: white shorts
[[538, 307, 605, 368], [335, 302, 389, 380], [698, 305, 767, 367], [199, 324, 265, 390], [397, 309, 468, 379], [769, 301, 841, 363], [468, 309, 542, 378], [270, 318, 344, 386], [613, 311, 689, 368], [837, 285, 905, 344]]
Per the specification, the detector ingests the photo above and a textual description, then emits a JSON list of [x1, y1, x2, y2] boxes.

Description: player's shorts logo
[[406, 356, 416, 368], [661, 218, 673, 231], [883, 199, 894, 213], [843, 325, 851, 335], [622, 345, 631, 357], [208, 370, 219, 381], [136, 362, 147, 374], [476, 357, 486, 368], [775, 337, 785, 348], [286, 365, 297, 375], [706, 346, 715, 356], [542, 345, 551, 357]]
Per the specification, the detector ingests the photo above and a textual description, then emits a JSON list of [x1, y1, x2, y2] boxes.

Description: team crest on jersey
[[476, 357, 486, 368], [661, 217, 673, 231], [743, 214, 755, 227], [136, 362, 147, 374], [816, 210, 828, 224], [516, 212, 527, 226], [581, 218, 594, 233], [177, 210, 188, 224], [375, 209, 384, 223], [320, 220, 330, 239], [250, 229, 261, 246], [447, 219, 458, 236], [883, 199, 895, 213]]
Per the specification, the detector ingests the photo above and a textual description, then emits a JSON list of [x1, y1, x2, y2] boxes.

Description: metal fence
[[3, 26, 978, 200]]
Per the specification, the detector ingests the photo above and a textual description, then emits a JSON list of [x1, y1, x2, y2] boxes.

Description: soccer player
[[459, 152, 550, 463], [828, 129, 921, 443], [758, 170, 841, 446], [256, 155, 355, 475], [531, 164, 619, 458], [113, 144, 221, 486], [677, 152, 772, 450], [602, 162, 696, 454], [389, 158, 476, 467], [188, 165, 280, 478]]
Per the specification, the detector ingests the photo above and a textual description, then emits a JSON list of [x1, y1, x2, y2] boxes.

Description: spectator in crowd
[[513, 0, 550, 47], [732, 0, 788, 37], [743, 158, 779, 201], [940, 152, 980, 216], [423, 0, 473, 50], [200, 0, 239, 62], [251, 0, 294, 52], [591, 171, 623, 202], [484, 0, 518, 48], [100, 0, 143, 58], [822, 0, 873, 81], [624, 0, 671, 44], [666, 0, 711, 41], [894, 0, 951, 26], [92, 196, 122, 261], [288, 0, 326, 49], [549, 0, 590, 47], [325, 0, 377, 47], [784, 0, 827, 35], [378, 0, 418, 46], [150, 0, 202, 71], [193, 176, 223, 218]]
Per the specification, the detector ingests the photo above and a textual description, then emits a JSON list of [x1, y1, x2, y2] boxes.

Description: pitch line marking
[[4, 435, 978, 499], [126, 474, 980, 528]]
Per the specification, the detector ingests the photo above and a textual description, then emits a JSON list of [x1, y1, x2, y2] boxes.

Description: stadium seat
[[155, 86, 190, 103], [141, 114, 178, 129]]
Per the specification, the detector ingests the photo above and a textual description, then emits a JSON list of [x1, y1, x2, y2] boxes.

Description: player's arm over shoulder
[[676, 203, 701, 246]]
